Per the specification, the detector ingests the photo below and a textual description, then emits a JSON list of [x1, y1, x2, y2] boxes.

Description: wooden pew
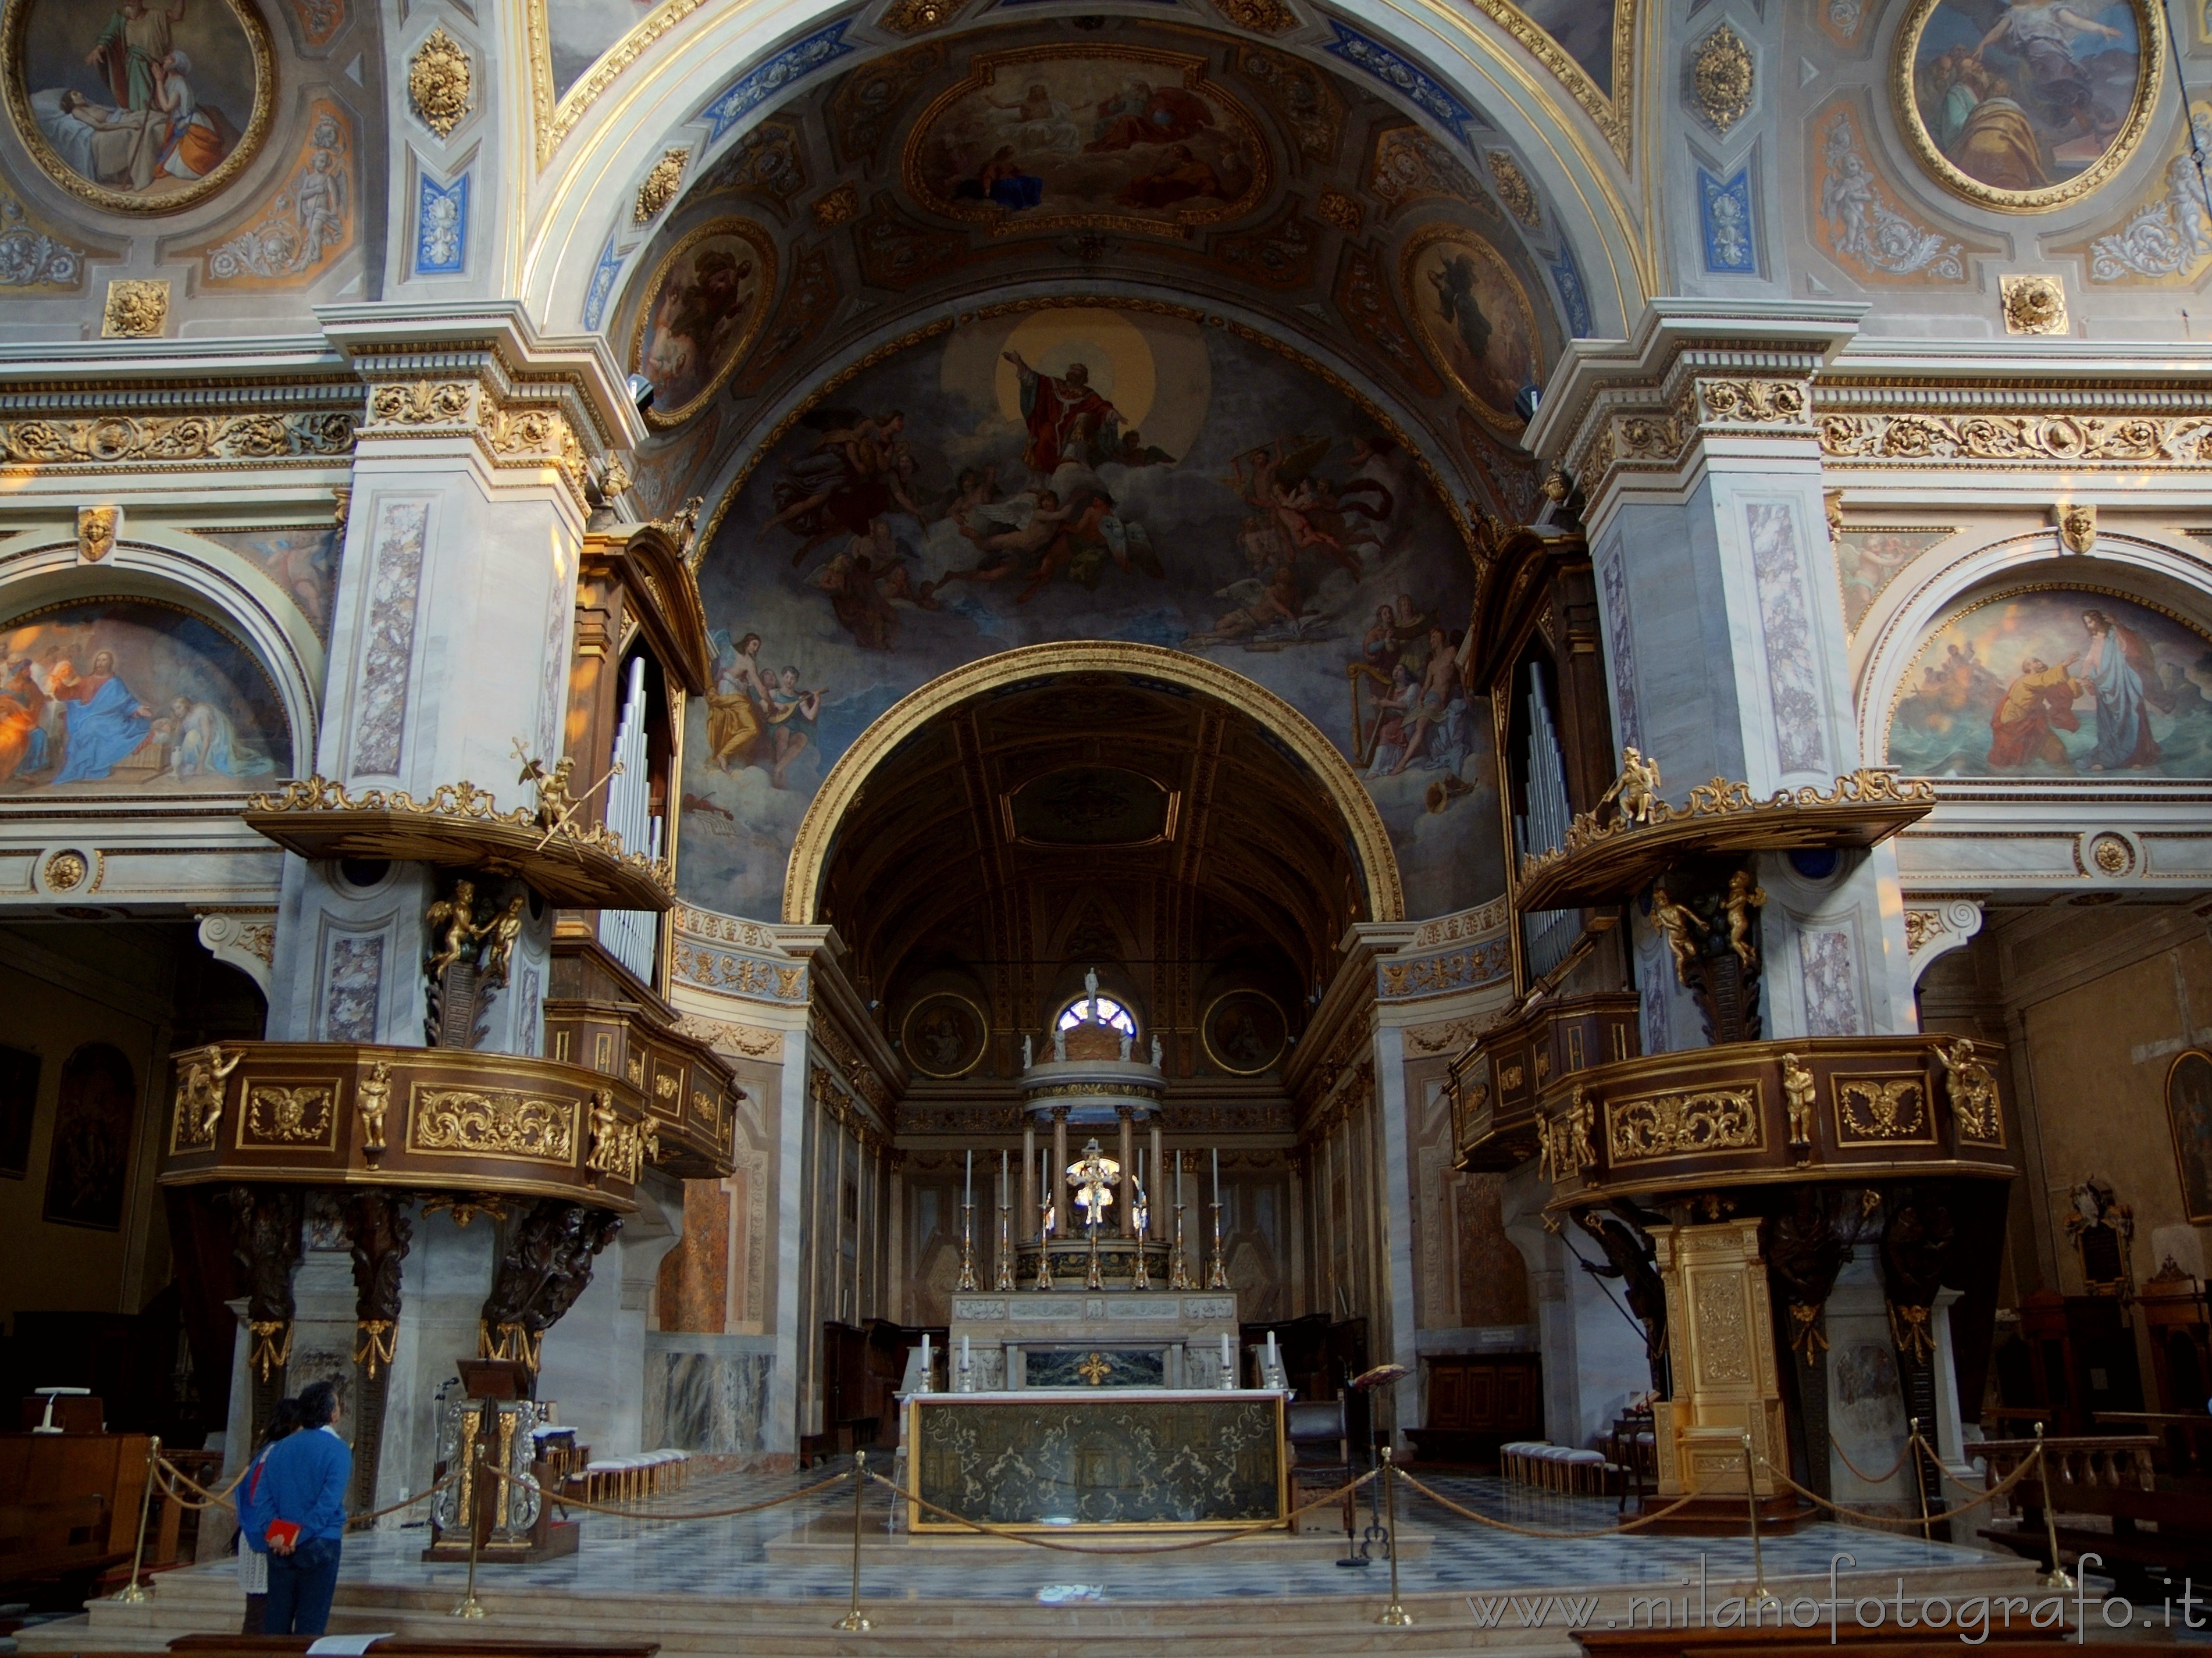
[[0, 1432, 150, 1589]]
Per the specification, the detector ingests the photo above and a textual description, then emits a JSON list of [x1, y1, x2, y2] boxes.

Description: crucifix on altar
[[1068, 1138, 1120, 1290]]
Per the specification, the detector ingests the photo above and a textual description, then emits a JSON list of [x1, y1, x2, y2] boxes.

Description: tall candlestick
[[918, 1331, 932, 1395], [1000, 1149, 1007, 1206]]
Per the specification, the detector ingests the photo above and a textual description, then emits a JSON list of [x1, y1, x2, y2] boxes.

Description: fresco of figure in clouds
[[677, 305, 1497, 924]]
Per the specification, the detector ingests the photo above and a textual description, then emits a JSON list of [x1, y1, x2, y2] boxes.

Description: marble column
[[1021, 1119, 1037, 1242], [1526, 301, 1915, 1052]]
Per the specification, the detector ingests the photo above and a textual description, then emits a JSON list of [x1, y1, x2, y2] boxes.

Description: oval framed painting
[[903, 992, 989, 1079], [1892, 0, 2163, 212], [1201, 990, 1287, 1076], [630, 216, 778, 430], [3, 0, 275, 215], [1399, 224, 1542, 430]]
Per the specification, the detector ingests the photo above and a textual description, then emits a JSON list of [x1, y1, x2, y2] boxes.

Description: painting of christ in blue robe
[[51, 650, 154, 783]]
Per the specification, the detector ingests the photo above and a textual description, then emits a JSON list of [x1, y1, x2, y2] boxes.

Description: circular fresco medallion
[[902, 992, 989, 1079], [1399, 225, 1542, 430], [1892, 0, 2163, 212], [3, 0, 275, 215], [631, 216, 778, 430], [904, 45, 1270, 238], [1201, 989, 1287, 1076]]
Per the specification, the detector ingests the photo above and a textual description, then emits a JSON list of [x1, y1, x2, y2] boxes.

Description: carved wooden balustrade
[[1450, 993, 1641, 1172], [1975, 1434, 2158, 1520], [1519, 1035, 2017, 1206]]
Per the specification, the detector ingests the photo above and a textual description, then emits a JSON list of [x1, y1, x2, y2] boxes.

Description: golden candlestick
[[994, 1195, 1014, 1293], [1206, 1200, 1228, 1289], [1169, 1199, 1190, 1289], [956, 1200, 978, 1292], [1034, 1197, 1055, 1291]]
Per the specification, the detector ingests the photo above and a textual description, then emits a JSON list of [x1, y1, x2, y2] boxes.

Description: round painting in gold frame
[[629, 216, 778, 430], [1398, 224, 1542, 430], [902, 992, 990, 1079], [1201, 990, 1287, 1076], [3, 0, 275, 215], [1890, 0, 2163, 213]]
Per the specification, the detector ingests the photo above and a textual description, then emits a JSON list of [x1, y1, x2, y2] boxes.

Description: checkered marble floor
[[327, 1463, 2003, 1605]]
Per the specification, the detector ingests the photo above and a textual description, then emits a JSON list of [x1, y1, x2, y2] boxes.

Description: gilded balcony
[[158, 1040, 675, 1210], [1450, 993, 1641, 1172], [1522, 1035, 2016, 1206]]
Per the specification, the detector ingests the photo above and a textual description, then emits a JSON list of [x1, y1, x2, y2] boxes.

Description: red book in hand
[[265, 1520, 301, 1550]]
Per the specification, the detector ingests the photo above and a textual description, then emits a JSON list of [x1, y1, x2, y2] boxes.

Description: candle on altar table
[[961, 1335, 971, 1365], [1212, 1146, 1220, 1207], [965, 1149, 973, 1206], [1000, 1149, 1008, 1206], [921, 1331, 931, 1378], [1220, 1332, 1234, 1383]]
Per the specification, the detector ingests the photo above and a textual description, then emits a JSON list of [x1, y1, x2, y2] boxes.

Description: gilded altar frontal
[[1, 0, 2210, 1642]]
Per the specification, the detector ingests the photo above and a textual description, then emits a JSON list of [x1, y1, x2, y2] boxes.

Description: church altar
[[905, 1389, 1288, 1531], [944, 1289, 1242, 1389]]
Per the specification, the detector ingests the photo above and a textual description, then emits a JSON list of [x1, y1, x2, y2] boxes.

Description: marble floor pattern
[[319, 1463, 2009, 1605]]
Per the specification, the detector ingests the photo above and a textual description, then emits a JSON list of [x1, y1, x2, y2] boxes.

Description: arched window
[[1057, 995, 1136, 1037]]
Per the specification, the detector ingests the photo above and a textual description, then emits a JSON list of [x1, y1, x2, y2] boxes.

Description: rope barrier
[[863, 1466, 1382, 1555], [1825, 1428, 1914, 1488], [1395, 1470, 1711, 1538], [155, 1453, 460, 1528], [1754, 1442, 2044, 1528], [500, 1466, 853, 1523]]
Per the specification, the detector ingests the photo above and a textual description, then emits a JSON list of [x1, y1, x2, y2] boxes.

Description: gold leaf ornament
[[1690, 24, 1754, 136], [409, 27, 474, 140]]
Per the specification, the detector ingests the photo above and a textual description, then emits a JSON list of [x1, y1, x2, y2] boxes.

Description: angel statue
[[1598, 746, 1664, 826], [423, 879, 483, 982], [1724, 868, 1767, 969], [1646, 882, 1700, 985]]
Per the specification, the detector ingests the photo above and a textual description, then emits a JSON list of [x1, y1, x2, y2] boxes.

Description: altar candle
[[921, 1331, 931, 1381], [1000, 1149, 1008, 1206], [1220, 1332, 1234, 1384], [961, 1335, 971, 1366], [1212, 1146, 1220, 1206], [965, 1149, 973, 1207]]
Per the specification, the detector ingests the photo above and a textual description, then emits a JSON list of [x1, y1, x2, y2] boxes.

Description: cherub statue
[[519, 754, 578, 832], [1536, 1115, 1559, 1183], [359, 1060, 393, 1154], [585, 1089, 621, 1174], [1724, 868, 1767, 969], [1781, 1052, 1816, 1148], [1647, 883, 1700, 985], [174, 1045, 244, 1144], [423, 879, 482, 982], [1599, 746, 1664, 826], [1935, 1037, 1999, 1139], [480, 893, 527, 989], [1565, 1085, 1597, 1171]]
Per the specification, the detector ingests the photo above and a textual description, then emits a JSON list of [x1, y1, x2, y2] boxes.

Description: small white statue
[[1022, 1034, 1033, 1068], [1084, 966, 1100, 1010], [1053, 1028, 1067, 1062], [1150, 1035, 1163, 1068], [1119, 1032, 1132, 1061]]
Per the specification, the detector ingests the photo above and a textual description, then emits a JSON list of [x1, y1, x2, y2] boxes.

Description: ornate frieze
[[0, 408, 359, 473]]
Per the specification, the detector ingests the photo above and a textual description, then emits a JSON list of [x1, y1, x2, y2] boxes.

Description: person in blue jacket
[[256, 1379, 351, 1635], [234, 1395, 301, 1633]]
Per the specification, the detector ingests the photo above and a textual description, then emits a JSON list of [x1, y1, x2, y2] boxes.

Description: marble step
[[23, 1555, 2042, 1658]]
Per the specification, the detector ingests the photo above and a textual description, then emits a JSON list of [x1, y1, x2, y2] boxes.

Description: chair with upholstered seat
[[1285, 1396, 1355, 1535]]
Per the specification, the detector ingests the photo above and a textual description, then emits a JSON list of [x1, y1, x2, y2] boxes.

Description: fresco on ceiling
[[907, 48, 1268, 234], [678, 305, 1498, 924], [1835, 527, 1953, 634], [204, 526, 339, 639], [10, 0, 266, 208], [543, 0, 647, 104], [633, 219, 776, 429], [1887, 587, 2212, 777], [1515, 0, 1617, 94], [1903, 0, 2147, 195], [0, 600, 288, 791], [1401, 225, 1541, 428]]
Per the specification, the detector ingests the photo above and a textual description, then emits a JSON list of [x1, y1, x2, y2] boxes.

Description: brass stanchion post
[[110, 1435, 161, 1603], [835, 1450, 872, 1632], [2033, 1424, 2073, 1590], [1376, 1446, 1411, 1627], [453, 1445, 489, 1618], [1740, 1433, 1773, 1613], [1908, 1418, 1932, 1542]]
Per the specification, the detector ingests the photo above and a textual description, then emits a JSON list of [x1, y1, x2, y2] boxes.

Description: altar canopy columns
[[1524, 302, 1916, 1054], [1148, 1122, 1164, 1242], [1021, 1119, 1038, 1240]]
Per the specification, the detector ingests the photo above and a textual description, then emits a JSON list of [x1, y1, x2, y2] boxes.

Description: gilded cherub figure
[[585, 1088, 621, 1175], [1647, 883, 1700, 985], [1935, 1037, 1999, 1139], [175, 1045, 244, 1144], [1599, 746, 1664, 826], [424, 878, 482, 982], [480, 893, 527, 989], [1566, 1086, 1597, 1172], [1781, 1052, 1817, 1149], [519, 753, 578, 832], [359, 1060, 393, 1155], [1725, 868, 1767, 969]]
